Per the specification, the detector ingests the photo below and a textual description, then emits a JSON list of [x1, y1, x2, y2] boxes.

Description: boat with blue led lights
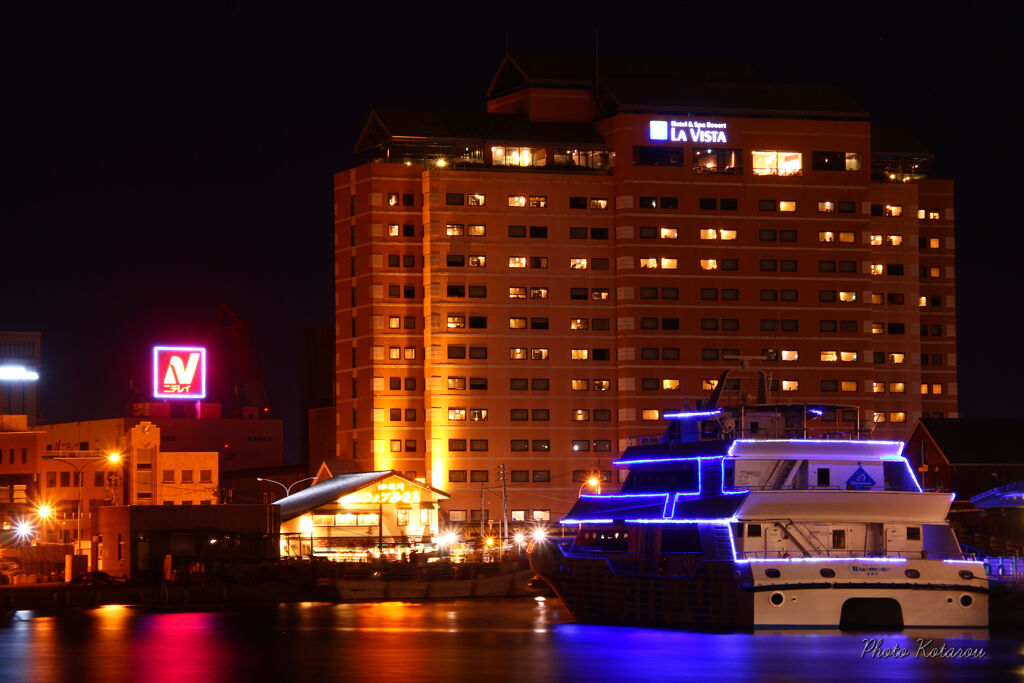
[[531, 401, 988, 630]]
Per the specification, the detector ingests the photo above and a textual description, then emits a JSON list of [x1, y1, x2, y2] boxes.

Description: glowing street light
[[578, 475, 601, 497], [13, 520, 34, 542], [531, 527, 547, 543], [36, 504, 53, 520]]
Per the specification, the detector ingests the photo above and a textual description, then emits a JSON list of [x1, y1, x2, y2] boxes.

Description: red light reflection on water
[[130, 612, 236, 681]]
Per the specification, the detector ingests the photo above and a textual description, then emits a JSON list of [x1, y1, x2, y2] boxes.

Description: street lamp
[[578, 476, 601, 497], [43, 452, 122, 555], [257, 476, 316, 499]]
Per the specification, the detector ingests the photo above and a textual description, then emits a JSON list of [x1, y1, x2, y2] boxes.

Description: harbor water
[[0, 598, 1020, 682]]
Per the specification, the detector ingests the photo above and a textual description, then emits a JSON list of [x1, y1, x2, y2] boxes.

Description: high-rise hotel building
[[333, 54, 957, 526]]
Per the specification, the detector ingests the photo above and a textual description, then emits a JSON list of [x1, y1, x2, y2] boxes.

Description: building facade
[[333, 54, 958, 526]]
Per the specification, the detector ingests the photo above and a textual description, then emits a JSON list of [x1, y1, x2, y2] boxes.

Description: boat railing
[[736, 550, 973, 560]]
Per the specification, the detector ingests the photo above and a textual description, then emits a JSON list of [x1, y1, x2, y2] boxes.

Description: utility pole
[[479, 482, 486, 547], [499, 463, 509, 549]]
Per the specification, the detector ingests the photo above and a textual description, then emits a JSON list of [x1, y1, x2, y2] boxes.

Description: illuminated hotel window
[[640, 196, 658, 209], [388, 224, 400, 237], [594, 379, 610, 391], [811, 151, 861, 171], [661, 258, 678, 270], [889, 412, 907, 423], [388, 347, 400, 360], [467, 194, 485, 206], [885, 205, 903, 217], [917, 209, 926, 220], [781, 380, 799, 392], [873, 412, 886, 423], [819, 231, 835, 243], [387, 193, 399, 206], [570, 258, 588, 269], [872, 382, 885, 393], [449, 408, 466, 421], [871, 322, 884, 334], [870, 234, 883, 246], [870, 263, 884, 275], [818, 201, 835, 213], [447, 315, 465, 329], [573, 409, 590, 421], [531, 348, 549, 360], [932, 383, 943, 395], [840, 351, 857, 362], [590, 198, 608, 210], [780, 350, 798, 361], [927, 266, 940, 278], [928, 210, 941, 220], [404, 347, 416, 359], [571, 379, 589, 391], [469, 255, 486, 267], [889, 382, 906, 393], [927, 237, 940, 249], [529, 196, 547, 208], [661, 227, 679, 239], [530, 287, 548, 299], [888, 353, 905, 364], [700, 259, 719, 270], [640, 258, 658, 269], [448, 377, 466, 390], [509, 347, 527, 360], [508, 256, 527, 268], [571, 348, 589, 360], [692, 147, 743, 174], [446, 224, 464, 236], [887, 235, 903, 246], [702, 379, 718, 390], [470, 408, 488, 421], [779, 201, 797, 212], [467, 225, 486, 236], [388, 316, 401, 329], [821, 351, 838, 362], [509, 317, 526, 329], [700, 228, 718, 240], [508, 195, 527, 208], [570, 318, 588, 330], [592, 288, 610, 300], [491, 146, 544, 167], [839, 232, 855, 243], [752, 150, 802, 176], [642, 409, 660, 421], [838, 291, 856, 303], [662, 379, 680, 390], [918, 296, 928, 308]]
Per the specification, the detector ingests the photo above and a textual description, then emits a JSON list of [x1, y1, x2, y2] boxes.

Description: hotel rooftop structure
[[333, 53, 956, 527]]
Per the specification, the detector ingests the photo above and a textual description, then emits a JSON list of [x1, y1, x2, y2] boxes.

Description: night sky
[[2, 3, 1019, 460]]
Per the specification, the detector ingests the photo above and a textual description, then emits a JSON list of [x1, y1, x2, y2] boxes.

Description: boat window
[[661, 526, 702, 552], [816, 468, 831, 487], [819, 568, 836, 578], [574, 529, 629, 552], [765, 568, 781, 578], [905, 569, 920, 579], [746, 524, 762, 537], [620, 466, 699, 493], [958, 570, 975, 581], [906, 527, 921, 540], [831, 529, 846, 549]]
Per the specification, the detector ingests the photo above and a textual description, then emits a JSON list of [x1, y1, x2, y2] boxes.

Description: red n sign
[[153, 346, 206, 399]]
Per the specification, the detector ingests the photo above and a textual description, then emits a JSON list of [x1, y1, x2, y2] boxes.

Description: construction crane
[[216, 303, 270, 418]]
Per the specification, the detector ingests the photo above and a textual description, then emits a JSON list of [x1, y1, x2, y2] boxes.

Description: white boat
[[532, 400, 988, 630]]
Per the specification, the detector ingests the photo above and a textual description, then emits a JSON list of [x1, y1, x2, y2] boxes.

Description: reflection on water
[[0, 600, 1020, 682]]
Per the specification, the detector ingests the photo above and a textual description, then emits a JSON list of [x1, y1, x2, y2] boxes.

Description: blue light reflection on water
[[0, 600, 1020, 682]]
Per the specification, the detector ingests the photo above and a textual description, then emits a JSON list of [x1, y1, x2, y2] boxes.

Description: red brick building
[[333, 54, 958, 526]]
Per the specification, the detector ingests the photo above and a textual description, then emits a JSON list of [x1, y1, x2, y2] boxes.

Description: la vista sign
[[649, 119, 728, 144]]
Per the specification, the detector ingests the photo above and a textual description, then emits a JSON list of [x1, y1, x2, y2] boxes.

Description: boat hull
[[532, 545, 989, 630]]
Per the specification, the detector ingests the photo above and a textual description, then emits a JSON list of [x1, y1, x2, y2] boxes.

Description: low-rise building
[[276, 468, 449, 561]]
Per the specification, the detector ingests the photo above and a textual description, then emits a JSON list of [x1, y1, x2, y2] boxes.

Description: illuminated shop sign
[[360, 481, 421, 505], [153, 346, 207, 399], [649, 119, 728, 144]]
